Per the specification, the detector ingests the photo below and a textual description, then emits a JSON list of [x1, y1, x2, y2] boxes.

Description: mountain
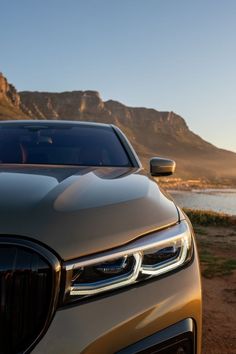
[[0, 73, 236, 182], [0, 73, 28, 119]]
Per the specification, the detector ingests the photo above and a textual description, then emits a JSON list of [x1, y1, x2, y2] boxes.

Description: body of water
[[169, 189, 236, 215]]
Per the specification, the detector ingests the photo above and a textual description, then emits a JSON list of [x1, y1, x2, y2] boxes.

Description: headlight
[[62, 220, 192, 304]]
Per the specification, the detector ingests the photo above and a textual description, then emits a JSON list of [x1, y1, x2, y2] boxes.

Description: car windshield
[[0, 124, 132, 167]]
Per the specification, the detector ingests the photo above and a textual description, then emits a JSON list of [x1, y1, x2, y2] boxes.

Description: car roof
[[0, 120, 112, 128]]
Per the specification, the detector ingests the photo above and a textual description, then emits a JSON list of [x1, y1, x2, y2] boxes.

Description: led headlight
[[62, 220, 193, 304]]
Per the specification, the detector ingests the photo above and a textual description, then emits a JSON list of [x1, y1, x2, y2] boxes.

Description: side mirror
[[150, 157, 176, 176]]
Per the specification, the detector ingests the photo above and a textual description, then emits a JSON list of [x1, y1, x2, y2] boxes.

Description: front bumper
[[32, 241, 201, 354]]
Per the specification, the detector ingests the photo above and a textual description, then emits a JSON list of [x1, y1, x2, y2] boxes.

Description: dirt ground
[[202, 275, 236, 354], [195, 226, 236, 354]]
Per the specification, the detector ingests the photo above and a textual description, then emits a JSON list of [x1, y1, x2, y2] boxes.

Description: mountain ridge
[[0, 73, 236, 182]]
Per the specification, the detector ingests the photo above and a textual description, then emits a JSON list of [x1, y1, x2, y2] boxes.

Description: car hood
[[0, 165, 179, 260]]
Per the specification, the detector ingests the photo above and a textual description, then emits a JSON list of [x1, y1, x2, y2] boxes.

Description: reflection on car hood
[[0, 165, 179, 260]]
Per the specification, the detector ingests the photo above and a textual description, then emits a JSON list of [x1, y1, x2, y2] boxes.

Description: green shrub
[[183, 208, 236, 226]]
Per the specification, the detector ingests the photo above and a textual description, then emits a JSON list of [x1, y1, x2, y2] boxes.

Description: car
[[0, 120, 202, 354]]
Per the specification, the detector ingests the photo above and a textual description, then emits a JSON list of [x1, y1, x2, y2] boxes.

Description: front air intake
[[0, 237, 61, 354]]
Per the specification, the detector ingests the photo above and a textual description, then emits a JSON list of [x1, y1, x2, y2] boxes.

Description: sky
[[1, 0, 236, 151]]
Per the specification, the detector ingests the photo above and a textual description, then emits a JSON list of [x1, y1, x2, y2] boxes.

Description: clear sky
[[1, 0, 236, 151]]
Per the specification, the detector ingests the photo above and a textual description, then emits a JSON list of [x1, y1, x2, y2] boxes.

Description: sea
[[169, 189, 236, 216]]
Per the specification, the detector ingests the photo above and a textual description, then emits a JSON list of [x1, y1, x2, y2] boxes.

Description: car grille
[[0, 238, 61, 354]]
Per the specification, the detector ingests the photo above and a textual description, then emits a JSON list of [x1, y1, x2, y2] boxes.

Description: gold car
[[0, 120, 201, 354]]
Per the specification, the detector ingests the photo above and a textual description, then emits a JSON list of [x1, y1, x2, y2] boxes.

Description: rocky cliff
[[0, 73, 27, 119]]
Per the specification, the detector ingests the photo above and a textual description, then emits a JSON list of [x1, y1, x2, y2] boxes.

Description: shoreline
[[158, 178, 236, 192], [168, 188, 236, 193], [169, 190, 236, 216]]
